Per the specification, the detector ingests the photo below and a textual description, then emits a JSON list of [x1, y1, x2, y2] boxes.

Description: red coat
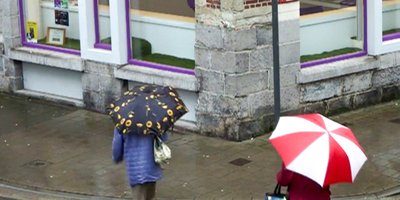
[[276, 165, 331, 200]]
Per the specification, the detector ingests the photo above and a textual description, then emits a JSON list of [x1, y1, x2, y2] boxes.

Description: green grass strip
[[383, 28, 400, 35], [142, 53, 195, 70], [38, 37, 194, 70], [301, 47, 362, 63], [38, 38, 81, 50]]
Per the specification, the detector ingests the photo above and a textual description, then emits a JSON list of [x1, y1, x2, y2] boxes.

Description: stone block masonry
[[196, 0, 278, 141], [82, 60, 124, 112], [0, 0, 23, 92]]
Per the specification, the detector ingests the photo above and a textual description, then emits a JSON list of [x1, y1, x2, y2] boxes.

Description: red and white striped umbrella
[[269, 113, 367, 187]]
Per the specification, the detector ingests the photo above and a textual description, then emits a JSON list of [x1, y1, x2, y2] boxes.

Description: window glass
[[23, 0, 80, 51], [96, 0, 112, 48], [300, 0, 364, 64], [382, 0, 400, 41], [128, 0, 195, 70]]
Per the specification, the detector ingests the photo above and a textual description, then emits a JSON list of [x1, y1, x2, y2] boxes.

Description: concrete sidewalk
[[0, 93, 399, 200]]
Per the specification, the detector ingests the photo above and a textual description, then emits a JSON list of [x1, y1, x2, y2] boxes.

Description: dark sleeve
[[112, 128, 124, 163], [276, 164, 294, 186]]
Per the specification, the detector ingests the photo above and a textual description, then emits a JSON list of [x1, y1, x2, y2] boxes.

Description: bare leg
[[131, 182, 156, 200]]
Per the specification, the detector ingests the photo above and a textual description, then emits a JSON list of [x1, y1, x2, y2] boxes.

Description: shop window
[[300, 0, 366, 68], [382, 0, 400, 41], [19, 0, 80, 55], [126, 0, 195, 75], [94, 0, 112, 50]]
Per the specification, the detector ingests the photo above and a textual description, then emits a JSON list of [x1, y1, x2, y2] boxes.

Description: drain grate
[[23, 159, 52, 168], [229, 158, 251, 166], [389, 118, 400, 124]]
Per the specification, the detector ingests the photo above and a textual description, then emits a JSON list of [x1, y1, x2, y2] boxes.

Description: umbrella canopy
[[108, 85, 188, 135], [269, 113, 367, 187]]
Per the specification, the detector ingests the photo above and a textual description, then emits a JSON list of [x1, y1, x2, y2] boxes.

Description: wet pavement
[[0, 93, 399, 200]]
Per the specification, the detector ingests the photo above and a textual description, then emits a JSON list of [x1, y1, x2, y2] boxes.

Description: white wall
[[300, 9, 358, 55], [23, 62, 83, 100], [26, 0, 42, 38], [174, 89, 197, 122], [382, 4, 400, 31], [98, 10, 111, 40], [40, 2, 80, 39], [130, 14, 195, 60], [301, 4, 400, 56]]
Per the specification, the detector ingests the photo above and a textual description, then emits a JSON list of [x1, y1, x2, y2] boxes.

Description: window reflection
[[382, 0, 400, 41], [95, 0, 112, 48], [299, 0, 364, 64], [24, 0, 80, 50], [128, 0, 195, 70]]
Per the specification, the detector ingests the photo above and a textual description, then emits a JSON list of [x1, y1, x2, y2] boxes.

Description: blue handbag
[[265, 184, 288, 200]]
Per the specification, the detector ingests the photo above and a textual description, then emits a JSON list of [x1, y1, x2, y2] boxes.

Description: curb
[[1, 180, 399, 200], [0, 182, 128, 200], [332, 185, 400, 200]]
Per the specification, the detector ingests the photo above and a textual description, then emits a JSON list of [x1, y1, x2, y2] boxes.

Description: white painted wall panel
[[174, 89, 197, 122], [23, 62, 83, 100]]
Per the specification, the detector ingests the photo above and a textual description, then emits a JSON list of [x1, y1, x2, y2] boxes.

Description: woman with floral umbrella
[[110, 84, 188, 200]]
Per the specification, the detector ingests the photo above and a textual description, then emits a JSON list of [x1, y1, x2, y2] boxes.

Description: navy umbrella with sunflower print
[[108, 85, 188, 135]]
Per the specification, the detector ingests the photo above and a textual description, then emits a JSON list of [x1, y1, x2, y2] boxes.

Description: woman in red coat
[[276, 163, 331, 200]]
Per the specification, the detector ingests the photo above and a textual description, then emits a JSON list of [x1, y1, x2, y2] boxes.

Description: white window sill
[[298, 56, 378, 84], [115, 64, 198, 92], [10, 47, 83, 71]]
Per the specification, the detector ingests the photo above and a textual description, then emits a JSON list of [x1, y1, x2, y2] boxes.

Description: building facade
[[0, 0, 399, 141]]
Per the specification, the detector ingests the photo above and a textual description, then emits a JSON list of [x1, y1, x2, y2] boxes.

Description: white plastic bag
[[154, 136, 171, 164]]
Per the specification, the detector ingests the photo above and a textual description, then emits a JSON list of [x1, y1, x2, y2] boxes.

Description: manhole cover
[[229, 158, 251, 166], [389, 118, 400, 124], [23, 159, 52, 168]]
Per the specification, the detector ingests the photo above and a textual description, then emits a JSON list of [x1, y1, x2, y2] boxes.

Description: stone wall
[[0, 42, 4, 86], [0, 0, 23, 93], [0, 0, 3, 34], [0, 4, 5, 90], [298, 55, 400, 116], [195, 0, 290, 141], [82, 60, 124, 112]]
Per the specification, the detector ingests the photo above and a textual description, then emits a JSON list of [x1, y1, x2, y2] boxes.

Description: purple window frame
[[18, 0, 80, 55], [301, 0, 368, 68], [383, 33, 400, 42], [93, 0, 112, 50], [124, 0, 195, 75]]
